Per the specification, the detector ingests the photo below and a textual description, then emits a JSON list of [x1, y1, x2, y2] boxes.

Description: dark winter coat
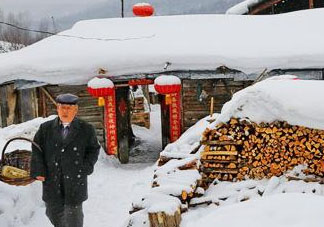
[[31, 117, 100, 205]]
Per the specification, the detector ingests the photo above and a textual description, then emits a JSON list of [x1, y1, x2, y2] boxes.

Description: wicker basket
[[0, 137, 42, 186]]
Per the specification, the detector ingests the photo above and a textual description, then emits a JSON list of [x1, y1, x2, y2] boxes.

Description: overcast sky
[[1, 0, 108, 18], [0, 0, 242, 30]]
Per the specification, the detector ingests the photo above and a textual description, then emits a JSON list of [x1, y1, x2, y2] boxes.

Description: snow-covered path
[[84, 157, 154, 227], [0, 104, 161, 227], [130, 104, 162, 163], [0, 154, 154, 227]]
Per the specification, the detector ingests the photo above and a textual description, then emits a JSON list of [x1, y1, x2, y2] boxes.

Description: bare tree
[[34, 18, 51, 42], [0, 10, 52, 52]]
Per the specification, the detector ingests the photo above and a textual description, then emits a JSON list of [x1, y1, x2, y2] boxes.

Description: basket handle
[[1, 137, 43, 165]]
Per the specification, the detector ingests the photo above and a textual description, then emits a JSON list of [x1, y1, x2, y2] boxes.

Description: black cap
[[56, 93, 79, 105]]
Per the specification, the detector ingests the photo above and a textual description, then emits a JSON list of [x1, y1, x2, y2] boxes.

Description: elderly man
[[31, 93, 100, 227]]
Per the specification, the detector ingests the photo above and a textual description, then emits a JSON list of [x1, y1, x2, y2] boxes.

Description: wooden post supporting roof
[[249, 0, 283, 14], [309, 0, 314, 8]]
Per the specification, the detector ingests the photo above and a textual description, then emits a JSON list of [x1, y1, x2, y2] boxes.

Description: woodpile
[[129, 155, 201, 227], [153, 156, 200, 206], [148, 208, 181, 227], [200, 118, 324, 186], [131, 97, 150, 129]]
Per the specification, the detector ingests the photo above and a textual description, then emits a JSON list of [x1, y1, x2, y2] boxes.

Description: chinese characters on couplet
[[105, 94, 118, 155], [170, 93, 181, 142]]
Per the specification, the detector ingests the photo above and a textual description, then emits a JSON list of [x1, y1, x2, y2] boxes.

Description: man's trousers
[[45, 202, 83, 227]]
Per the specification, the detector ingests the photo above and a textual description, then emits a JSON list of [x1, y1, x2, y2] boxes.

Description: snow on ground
[[211, 75, 324, 130], [130, 104, 162, 163], [0, 154, 154, 227], [182, 193, 324, 227], [1, 9, 324, 85], [0, 105, 163, 227]]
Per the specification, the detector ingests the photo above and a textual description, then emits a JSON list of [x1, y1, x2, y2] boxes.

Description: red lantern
[[87, 87, 114, 97], [154, 75, 181, 94], [154, 84, 181, 94], [87, 77, 114, 97], [133, 3, 154, 17]]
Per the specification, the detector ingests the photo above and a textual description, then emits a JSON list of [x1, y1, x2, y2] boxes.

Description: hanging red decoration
[[133, 3, 154, 17], [128, 78, 154, 86], [154, 75, 181, 94], [87, 77, 117, 155], [87, 77, 115, 97], [154, 84, 181, 94]]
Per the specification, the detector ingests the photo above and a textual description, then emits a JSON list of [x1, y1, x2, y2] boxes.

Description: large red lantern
[[154, 75, 181, 94], [87, 77, 114, 97], [133, 3, 154, 17]]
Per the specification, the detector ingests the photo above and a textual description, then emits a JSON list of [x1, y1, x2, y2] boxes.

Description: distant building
[[227, 0, 324, 15]]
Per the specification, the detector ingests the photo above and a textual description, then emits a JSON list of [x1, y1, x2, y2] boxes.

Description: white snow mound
[[211, 76, 324, 130], [182, 193, 324, 227]]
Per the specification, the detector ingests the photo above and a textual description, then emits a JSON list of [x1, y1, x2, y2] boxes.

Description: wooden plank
[[203, 168, 239, 174], [6, 84, 17, 125], [116, 86, 131, 163], [309, 0, 314, 8], [201, 151, 238, 156], [201, 159, 238, 164], [19, 88, 38, 123], [201, 141, 238, 145], [0, 85, 9, 127], [182, 79, 246, 88], [161, 95, 170, 149]]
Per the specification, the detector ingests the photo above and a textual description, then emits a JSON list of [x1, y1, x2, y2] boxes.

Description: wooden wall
[[42, 85, 105, 146], [0, 83, 38, 127], [182, 79, 252, 131]]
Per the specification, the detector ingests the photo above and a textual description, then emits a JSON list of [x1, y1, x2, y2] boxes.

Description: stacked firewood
[[131, 97, 150, 129], [129, 155, 200, 227], [153, 156, 200, 208], [200, 118, 324, 184]]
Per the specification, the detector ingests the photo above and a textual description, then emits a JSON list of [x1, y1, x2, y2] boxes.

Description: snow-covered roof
[[0, 9, 324, 85], [226, 0, 265, 15]]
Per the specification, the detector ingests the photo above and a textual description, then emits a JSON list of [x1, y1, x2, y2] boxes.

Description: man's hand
[[36, 176, 45, 181]]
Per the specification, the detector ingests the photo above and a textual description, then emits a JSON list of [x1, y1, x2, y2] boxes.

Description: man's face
[[57, 104, 78, 123]]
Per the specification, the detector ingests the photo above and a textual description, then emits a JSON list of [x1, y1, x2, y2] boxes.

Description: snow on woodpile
[[183, 165, 324, 227], [211, 75, 324, 130], [161, 114, 219, 159], [1, 9, 324, 85], [183, 193, 324, 227]]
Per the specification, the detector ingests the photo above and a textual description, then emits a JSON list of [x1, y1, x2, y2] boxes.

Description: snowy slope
[[1, 9, 324, 84], [211, 76, 324, 130], [182, 193, 324, 227]]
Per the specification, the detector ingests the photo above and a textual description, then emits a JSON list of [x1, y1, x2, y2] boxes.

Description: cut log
[[149, 208, 181, 227]]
